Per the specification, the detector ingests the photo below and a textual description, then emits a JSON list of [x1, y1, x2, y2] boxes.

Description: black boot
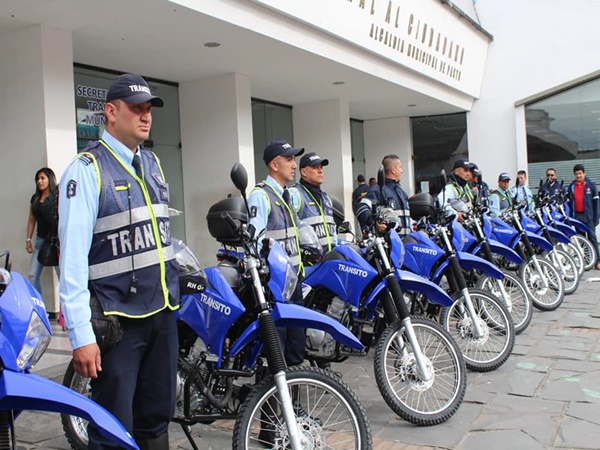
[[137, 433, 169, 450]]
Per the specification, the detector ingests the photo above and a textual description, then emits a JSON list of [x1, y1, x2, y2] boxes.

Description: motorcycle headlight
[[17, 311, 52, 370], [281, 263, 298, 303]]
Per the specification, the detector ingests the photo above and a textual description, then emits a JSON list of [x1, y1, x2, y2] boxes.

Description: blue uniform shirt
[[58, 131, 140, 350], [510, 185, 534, 211]]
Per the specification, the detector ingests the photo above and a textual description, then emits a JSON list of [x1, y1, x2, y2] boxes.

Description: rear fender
[[487, 238, 523, 264], [456, 251, 504, 279], [228, 303, 364, 358], [0, 371, 138, 450]]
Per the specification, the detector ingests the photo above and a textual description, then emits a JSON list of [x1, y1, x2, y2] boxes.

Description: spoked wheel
[[477, 271, 533, 335], [373, 317, 466, 426], [560, 242, 584, 277], [519, 257, 564, 311], [440, 289, 515, 372], [572, 234, 597, 271], [233, 366, 372, 450], [61, 360, 91, 450], [544, 249, 580, 295]]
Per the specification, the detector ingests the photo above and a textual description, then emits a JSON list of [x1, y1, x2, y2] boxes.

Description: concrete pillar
[[179, 73, 254, 267], [0, 25, 76, 314], [293, 99, 354, 225], [363, 117, 414, 195]]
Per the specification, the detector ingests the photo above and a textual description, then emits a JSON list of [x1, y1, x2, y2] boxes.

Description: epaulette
[[78, 153, 94, 165]]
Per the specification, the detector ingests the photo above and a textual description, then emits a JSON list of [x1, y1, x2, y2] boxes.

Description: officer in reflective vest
[[248, 138, 306, 367], [290, 152, 337, 254], [490, 172, 514, 217], [437, 158, 475, 220], [58, 73, 178, 449]]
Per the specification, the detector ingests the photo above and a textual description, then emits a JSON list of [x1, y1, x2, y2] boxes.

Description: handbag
[[37, 235, 59, 267]]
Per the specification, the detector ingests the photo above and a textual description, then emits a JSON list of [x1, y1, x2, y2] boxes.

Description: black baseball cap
[[263, 139, 304, 165], [452, 158, 475, 170], [106, 73, 164, 107], [300, 152, 329, 169], [470, 163, 481, 177], [498, 172, 511, 181]]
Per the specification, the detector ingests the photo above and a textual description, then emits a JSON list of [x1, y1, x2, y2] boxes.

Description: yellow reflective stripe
[[103, 304, 169, 318], [100, 141, 172, 309], [115, 185, 129, 191], [89, 246, 176, 280], [93, 204, 169, 233]]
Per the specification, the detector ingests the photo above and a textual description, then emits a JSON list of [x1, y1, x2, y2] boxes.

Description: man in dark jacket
[[352, 174, 369, 214], [568, 163, 600, 269], [539, 167, 567, 201]]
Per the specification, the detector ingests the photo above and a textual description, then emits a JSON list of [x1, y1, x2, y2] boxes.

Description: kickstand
[[181, 423, 200, 450]]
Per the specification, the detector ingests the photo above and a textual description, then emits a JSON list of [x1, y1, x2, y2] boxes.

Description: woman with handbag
[[26, 167, 60, 317]]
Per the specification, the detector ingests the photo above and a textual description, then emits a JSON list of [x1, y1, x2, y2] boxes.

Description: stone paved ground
[[14, 271, 600, 449]]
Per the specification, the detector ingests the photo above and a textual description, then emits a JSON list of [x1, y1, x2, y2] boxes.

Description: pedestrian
[[58, 73, 180, 449], [539, 168, 566, 201], [290, 152, 337, 254], [356, 154, 411, 236], [511, 170, 534, 211], [437, 158, 475, 220], [247, 138, 306, 365], [26, 167, 59, 299], [352, 174, 369, 214], [568, 163, 600, 269], [489, 172, 514, 218]]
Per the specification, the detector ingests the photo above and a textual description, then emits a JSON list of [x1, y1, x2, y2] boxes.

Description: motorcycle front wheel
[[572, 234, 597, 271], [233, 366, 372, 450], [545, 249, 580, 295], [373, 317, 466, 426], [61, 360, 90, 450], [519, 257, 565, 311], [440, 289, 515, 372], [477, 271, 533, 335]]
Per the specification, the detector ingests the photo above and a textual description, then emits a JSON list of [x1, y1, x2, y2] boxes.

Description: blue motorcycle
[[404, 192, 515, 373], [62, 164, 372, 450], [303, 202, 466, 426], [0, 251, 138, 450], [552, 199, 596, 270]]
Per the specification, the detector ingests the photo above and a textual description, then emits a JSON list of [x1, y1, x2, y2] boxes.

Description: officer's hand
[[456, 212, 466, 222], [73, 343, 102, 379], [376, 222, 387, 233]]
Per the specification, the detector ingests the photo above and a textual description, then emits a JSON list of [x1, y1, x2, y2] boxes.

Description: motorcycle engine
[[174, 339, 210, 420], [306, 297, 347, 358]]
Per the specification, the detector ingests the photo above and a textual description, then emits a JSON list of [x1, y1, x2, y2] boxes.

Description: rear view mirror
[[377, 166, 385, 188], [230, 163, 248, 195]]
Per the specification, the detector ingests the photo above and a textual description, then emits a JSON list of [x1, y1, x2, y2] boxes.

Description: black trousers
[[88, 308, 178, 449], [278, 279, 306, 367], [575, 212, 600, 262]]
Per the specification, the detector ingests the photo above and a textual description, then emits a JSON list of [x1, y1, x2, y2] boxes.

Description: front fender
[[456, 251, 504, 279], [569, 217, 590, 233], [229, 303, 364, 358], [525, 230, 554, 251], [487, 238, 523, 264], [395, 269, 453, 306], [547, 224, 572, 242], [0, 371, 138, 450], [553, 221, 576, 238]]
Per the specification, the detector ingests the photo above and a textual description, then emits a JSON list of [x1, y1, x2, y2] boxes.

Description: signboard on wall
[[250, 0, 489, 97], [74, 79, 109, 151]]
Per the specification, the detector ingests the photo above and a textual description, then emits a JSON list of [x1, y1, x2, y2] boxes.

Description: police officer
[[58, 74, 179, 449], [539, 168, 567, 201], [352, 174, 369, 214], [511, 170, 534, 211], [290, 152, 337, 254], [489, 172, 514, 217], [356, 154, 411, 236], [437, 158, 475, 220], [470, 164, 490, 204], [248, 139, 305, 366]]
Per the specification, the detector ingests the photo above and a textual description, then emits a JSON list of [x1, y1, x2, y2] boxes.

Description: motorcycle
[[303, 181, 466, 426], [62, 163, 372, 450], [404, 190, 515, 373], [0, 251, 138, 450]]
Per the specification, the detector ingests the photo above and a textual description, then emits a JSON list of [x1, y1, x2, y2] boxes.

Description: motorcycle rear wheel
[[519, 257, 565, 311], [373, 317, 466, 426], [572, 234, 597, 271], [233, 366, 372, 450], [477, 271, 532, 335], [440, 289, 515, 372]]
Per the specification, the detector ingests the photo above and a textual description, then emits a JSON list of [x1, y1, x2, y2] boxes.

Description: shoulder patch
[[66, 180, 77, 198], [250, 205, 257, 218]]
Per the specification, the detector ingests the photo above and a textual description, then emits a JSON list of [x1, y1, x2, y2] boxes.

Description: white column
[[179, 73, 253, 267], [293, 99, 354, 225], [363, 117, 414, 195], [0, 25, 76, 314]]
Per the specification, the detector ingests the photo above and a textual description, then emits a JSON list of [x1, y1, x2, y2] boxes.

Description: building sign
[[73, 75, 110, 151], [250, 0, 489, 96]]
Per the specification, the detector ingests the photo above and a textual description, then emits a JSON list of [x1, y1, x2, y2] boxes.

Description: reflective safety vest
[[380, 182, 411, 237], [84, 140, 179, 317], [256, 182, 302, 271], [450, 181, 474, 207], [491, 188, 513, 212], [292, 184, 336, 252]]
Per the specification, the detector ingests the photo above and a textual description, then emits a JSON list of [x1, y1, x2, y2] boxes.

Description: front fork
[[494, 278, 513, 311]]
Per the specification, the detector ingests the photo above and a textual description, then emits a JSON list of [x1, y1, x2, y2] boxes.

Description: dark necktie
[[282, 188, 291, 207], [132, 154, 143, 179]]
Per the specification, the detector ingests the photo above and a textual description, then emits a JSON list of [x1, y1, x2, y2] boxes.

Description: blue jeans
[[28, 235, 59, 300]]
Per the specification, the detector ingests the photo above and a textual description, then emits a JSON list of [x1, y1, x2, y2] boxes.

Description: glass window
[[411, 113, 468, 195], [526, 76, 600, 187], [350, 119, 366, 184], [252, 99, 293, 182]]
